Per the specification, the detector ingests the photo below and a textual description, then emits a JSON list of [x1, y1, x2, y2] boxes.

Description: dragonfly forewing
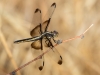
[[44, 36, 63, 65], [41, 3, 56, 32]]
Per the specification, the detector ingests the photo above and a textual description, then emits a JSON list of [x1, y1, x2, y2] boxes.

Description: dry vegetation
[[0, 0, 100, 75]]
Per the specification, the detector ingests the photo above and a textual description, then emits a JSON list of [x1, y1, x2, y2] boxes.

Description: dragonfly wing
[[30, 8, 42, 37], [32, 9, 42, 26], [44, 37, 62, 65], [49, 47, 62, 65], [42, 2, 56, 32], [31, 2, 56, 37], [31, 39, 44, 71], [30, 25, 40, 37]]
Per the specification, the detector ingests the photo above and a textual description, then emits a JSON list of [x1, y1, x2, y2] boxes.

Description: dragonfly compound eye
[[52, 30, 59, 37]]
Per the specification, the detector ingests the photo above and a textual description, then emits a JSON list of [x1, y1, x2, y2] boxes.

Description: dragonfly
[[14, 2, 62, 71]]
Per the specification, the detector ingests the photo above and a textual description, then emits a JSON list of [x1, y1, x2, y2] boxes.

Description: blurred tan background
[[0, 0, 100, 75]]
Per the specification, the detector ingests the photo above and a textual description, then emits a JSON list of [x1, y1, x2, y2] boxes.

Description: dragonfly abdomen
[[14, 36, 40, 44]]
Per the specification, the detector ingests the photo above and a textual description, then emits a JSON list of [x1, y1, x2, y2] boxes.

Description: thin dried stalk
[[6, 24, 93, 75], [0, 32, 21, 75]]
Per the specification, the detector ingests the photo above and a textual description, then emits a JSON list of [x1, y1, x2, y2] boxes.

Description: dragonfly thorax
[[41, 30, 58, 39]]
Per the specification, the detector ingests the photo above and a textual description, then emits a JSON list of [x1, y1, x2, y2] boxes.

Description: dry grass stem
[[0, 0, 99, 75], [6, 24, 93, 75], [0, 32, 21, 75]]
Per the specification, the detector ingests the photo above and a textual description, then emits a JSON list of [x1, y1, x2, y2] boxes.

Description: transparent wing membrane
[[31, 8, 42, 29], [44, 37, 63, 65], [42, 3, 56, 32], [30, 8, 42, 37], [31, 48, 44, 71], [47, 47, 62, 65], [52, 47, 62, 65]]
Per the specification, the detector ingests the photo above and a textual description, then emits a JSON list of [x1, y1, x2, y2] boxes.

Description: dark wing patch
[[30, 8, 42, 37], [30, 25, 40, 37], [42, 19, 50, 32], [31, 40, 41, 49], [51, 3, 56, 7]]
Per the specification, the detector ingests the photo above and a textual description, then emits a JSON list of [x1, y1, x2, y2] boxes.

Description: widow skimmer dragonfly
[[14, 2, 62, 71]]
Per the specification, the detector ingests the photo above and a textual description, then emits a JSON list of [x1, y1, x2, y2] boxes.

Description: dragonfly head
[[52, 30, 59, 37]]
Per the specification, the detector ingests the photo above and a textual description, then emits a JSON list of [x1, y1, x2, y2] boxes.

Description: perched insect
[[14, 2, 62, 71]]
